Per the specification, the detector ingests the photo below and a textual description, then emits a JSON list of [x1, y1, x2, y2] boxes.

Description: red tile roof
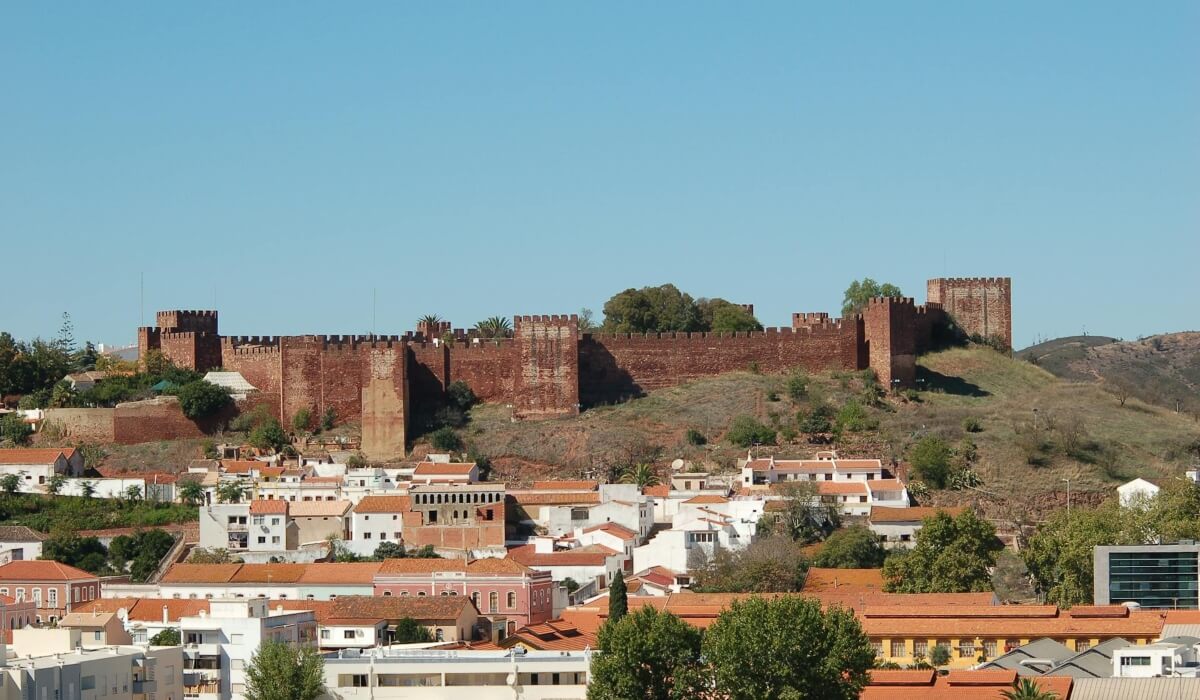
[[161, 564, 243, 584], [683, 494, 729, 504], [327, 595, 476, 621], [414, 462, 476, 475], [0, 449, 72, 465], [288, 500, 352, 517], [817, 481, 869, 496], [531, 481, 598, 491], [249, 499, 288, 515], [801, 568, 884, 594], [352, 495, 412, 514], [581, 523, 639, 541], [865, 479, 905, 492], [642, 485, 669, 498], [0, 560, 97, 581], [508, 492, 601, 506], [298, 563, 383, 584], [508, 544, 618, 567], [220, 460, 263, 474], [868, 506, 965, 523]]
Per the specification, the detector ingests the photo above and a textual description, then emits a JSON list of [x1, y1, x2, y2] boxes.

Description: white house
[[0, 526, 44, 564], [180, 598, 318, 700], [0, 448, 84, 490], [1112, 639, 1200, 678], [1118, 478, 1161, 508], [741, 451, 888, 487], [508, 537, 625, 600], [199, 501, 300, 561], [867, 506, 965, 549]]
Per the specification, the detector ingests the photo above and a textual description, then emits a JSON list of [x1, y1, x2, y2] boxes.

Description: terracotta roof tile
[[642, 485, 669, 498], [220, 460, 262, 474], [581, 523, 638, 540], [287, 500, 352, 517], [865, 478, 906, 492], [228, 564, 308, 583], [946, 670, 1018, 686], [508, 544, 618, 567], [508, 492, 600, 506], [801, 568, 884, 593], [683, 494, 729, 504], [327, 595, 476, 621], [868, 669, 937, 685], [249, 499, 288, 515], [297, 562, 382, 584], [129, 599, 211, 622], [161, 563, 242, 584], [0, 560, 97, 581], [0, 449, 71, 465], [352, 495, 412, 514], [869, 506, 965, 523], [413, 462, 476, 475], [531, 481, 598, 491], [817, 481, 869, 495]]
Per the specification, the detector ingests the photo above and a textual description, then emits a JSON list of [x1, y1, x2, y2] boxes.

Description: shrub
[[430, 426, 463, 452], [963, 416, 983, 433], [446, 381, 477, 412], [230, 404, 271, 432], [291, 408, 312, 433], [346, 453, 366, 469], [930, 645, 951, 666], [0, 414, 32, 446], [786, 371, 808, 401], [173, 380, 232, 419], [798, 405, 835, 434], [320, 407, 336, 431], [249, 418, 289, 453], [909, 436, 952, 489], [779, 426, 798, 443], [726, 415, 776, 448], [766, 390, 780, 402], [835, 400, 877, 432], [685, 429, 707, 446]]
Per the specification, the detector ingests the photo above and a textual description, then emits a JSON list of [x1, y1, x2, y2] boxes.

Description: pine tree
[[608, 574, 628, 622]]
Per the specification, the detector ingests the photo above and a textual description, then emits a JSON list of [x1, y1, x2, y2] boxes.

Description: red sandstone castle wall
[[579, 323, 862, 405], [862, 298, 917, 388], [112, 398, 212, 444], [361, 344, 408, 460], [449, 340, 518, 403], [409, 344, 450, 406], [514, 316, 580, 419], [221, 338, 284, 417], [926, 277, 1012, 349]]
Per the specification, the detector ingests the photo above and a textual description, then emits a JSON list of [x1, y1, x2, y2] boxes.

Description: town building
[[0, 559, 102, 622], [0, 525, 45, 564], [59, 610, 134, 648], [867, 506, 966, 549], [1093, 543, 1200, 609], [0, 448, 84, 490], [3, 631, 183, 700], [373, 558, 554, 631]]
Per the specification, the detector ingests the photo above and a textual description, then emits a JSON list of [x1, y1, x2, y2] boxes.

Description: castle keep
[[138, 277, 1010, 460]]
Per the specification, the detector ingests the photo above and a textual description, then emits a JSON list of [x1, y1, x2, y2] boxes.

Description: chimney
[[162, 606, 168, 624]]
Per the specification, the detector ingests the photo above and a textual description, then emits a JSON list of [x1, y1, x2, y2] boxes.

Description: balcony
[[184, 642, 222, 657]]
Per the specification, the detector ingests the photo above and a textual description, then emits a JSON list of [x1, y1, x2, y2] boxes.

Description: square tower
[[926, 278, 1012, 350]]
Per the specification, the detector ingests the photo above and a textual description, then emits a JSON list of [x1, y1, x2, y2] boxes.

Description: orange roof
[[531, 480, 598, 491], [862, 671, 1072, 700], [801, 568, 884, 593], [229, 564, 309, 583], [352, 495, 412, 514], [508, 492, 601, 506], [500, 619, 596, 650], [509, 544, 618, 567], [683, 494, 729, 504], [1164, 610, 1200, 624], [643, 485, 669, 498], [413, 462, 476, 475], [0, 449, 72, 465], [131, 599, 211, 621], [249, 499, 288, 515], [747, 457, 882, 472], [257, 466, 286, 478], [817, 481, 868, 495], [869, 506, 965, 523], [161, 563, 242, 584], [859, 605, 1165, 638], [302, 476, 343, 484], [288, 500, 352, 517], [582, 523, 639, 540], [298, 562, 383, 584], [220, 460, 262, 474], [865, 479, 905, 492], [869, 669, 937, 685], [0, 560, 96, 581], [467, 558, 532, 575]]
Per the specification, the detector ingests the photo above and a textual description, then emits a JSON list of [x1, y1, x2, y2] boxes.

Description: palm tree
[[178, 479, 206, 506], [417, 314, 443, 331], [216, 480, 248, 504], [80, 480, 97, 498], [1001, 678, 1058, 700], [474, 316, 512, 339], [619, 463, 661, 488]]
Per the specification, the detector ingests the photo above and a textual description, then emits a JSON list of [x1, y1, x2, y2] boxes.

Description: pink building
[[0, 560, 101, 623], [373, 558, 554, 632]]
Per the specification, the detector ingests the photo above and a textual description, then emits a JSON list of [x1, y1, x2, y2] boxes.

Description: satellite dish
[[671, 459, 685, 472]]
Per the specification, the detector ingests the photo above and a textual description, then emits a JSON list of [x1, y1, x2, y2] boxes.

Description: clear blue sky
[[3, 2, 1197, 349]]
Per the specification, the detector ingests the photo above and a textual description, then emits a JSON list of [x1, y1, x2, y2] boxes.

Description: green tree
[[577, 308, 596, 333], [42, 534, 109, 573], [46, 473, 66, 495], [50, 380, 78, 408], [372, 541, 406, 560], [601, 284, 703, 334], [320, 407, 336, 432], [798, 404, 835, 434], [812, 526, 887, 569], [1002, 678, 1059, 700], [698, 299, 763, 333], [835, 399, 876, 432], [929, 644, 952, 666], [909, 436, 953, 488], [608, 574, 628, 622], [149, 628, 181, 646], [786, 371, 808, 401], [0, 473, 21, 496], [173, 380, 232, 419], [0, 413, 32, 446], [726, 415, 776, 448], [216, 480, 248, 504], [249, 418, 289, 453], [80, 480, 97, 498], [588, 607, 703, 700], [124, 484, 143, 502], [243, 640, 324, 700], [703, 597, 874, 700], [883, 510, 1002, 593], [474, 316, 512, 339], [841, 278, 903, 317], [178, 479, 206, 506], [757, 482, 839, 544], [692, 537, 810, 593], [393, 617, 433, 643], [430, 426, 462, 452], [620, 463, 660, 488], [345, 453, 366, 469], [291, 408, 312, 433], [684, 428, 706, 446]]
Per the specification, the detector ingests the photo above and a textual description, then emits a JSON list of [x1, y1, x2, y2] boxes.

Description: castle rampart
[[138, 276, 1005, 460]]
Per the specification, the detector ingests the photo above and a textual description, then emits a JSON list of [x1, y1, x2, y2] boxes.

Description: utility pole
[[1062, 478, 1071, 519]]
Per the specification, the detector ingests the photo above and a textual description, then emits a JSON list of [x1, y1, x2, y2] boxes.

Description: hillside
[[462, 346, 1200, 520], [1017, 332, 1200, 414]]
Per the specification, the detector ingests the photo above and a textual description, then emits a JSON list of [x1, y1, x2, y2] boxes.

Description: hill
[[461, 346, 1200, 521], [1018, 332, 1200, 414]]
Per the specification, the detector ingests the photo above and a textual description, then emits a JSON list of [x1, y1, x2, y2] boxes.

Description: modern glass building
[[1094, 544, 1200, 609]]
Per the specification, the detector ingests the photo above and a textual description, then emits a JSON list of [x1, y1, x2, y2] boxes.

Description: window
[[344, 630, 356, 639], [507, 592, 517, 609], [489, 592, 499, 613], [32, 589, 40, 605], [1077, 640, 1092, 651], [1120, 656, 1152, 666], [983, 640, 998, 658], [349, 674, 369, 688], [271, 518, 280, 526], [252, 516, 264, 525], [870, 641, 883, 657], [913, 640, 928, 657], [320, 629, 330, 639], [94, 630, 102, 641], [417, 591, 426, 597], [472, 592, 480, 608], [364, 532, 372, 539], [435, 628, 444, 641], [258, 537, 266, 544], [271, 536, 280, 544], [47, 588, 57, 607], [958, 641, 975, 658], [890, 641, 906, 658], [16, 589, 24, 603]]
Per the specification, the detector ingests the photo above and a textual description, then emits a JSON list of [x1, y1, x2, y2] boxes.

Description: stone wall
[[927, 277, 1012, 349], [513, 316, 580, 420]]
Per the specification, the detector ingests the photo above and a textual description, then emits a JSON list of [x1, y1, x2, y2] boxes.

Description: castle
[[138, 277, 1011, 460]]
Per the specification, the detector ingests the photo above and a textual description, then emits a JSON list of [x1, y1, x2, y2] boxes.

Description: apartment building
[[4, 628, 183, 700], [373, 558, 554, 631], [159, 563, 381, 601]]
